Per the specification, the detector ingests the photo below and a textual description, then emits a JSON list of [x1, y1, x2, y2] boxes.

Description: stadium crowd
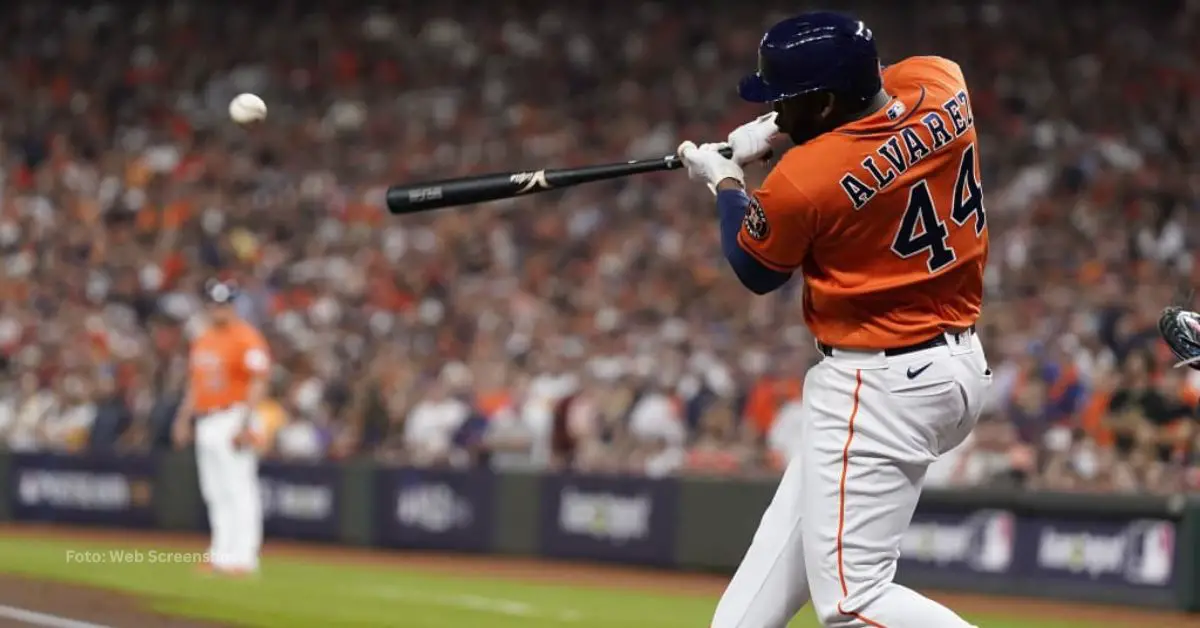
[[0, 0, 1198, 493]]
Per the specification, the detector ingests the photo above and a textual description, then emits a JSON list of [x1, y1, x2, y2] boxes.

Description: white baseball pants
[[196, 405, 263, 571], [712, 332, 991, 628]]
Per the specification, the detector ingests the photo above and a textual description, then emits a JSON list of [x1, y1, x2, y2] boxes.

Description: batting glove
[[677, 141, 745, 195], [727, 112, 780, 166]]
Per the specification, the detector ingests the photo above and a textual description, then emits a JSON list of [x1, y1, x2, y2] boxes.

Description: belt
[[817, 325, 976, 358], [196, 404, 242, 418]]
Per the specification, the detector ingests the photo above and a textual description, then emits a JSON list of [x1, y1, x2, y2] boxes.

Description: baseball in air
[[229, 93, 267, 124]]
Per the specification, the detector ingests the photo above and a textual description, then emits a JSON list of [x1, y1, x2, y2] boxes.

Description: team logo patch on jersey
[[743, 195, 769, 240], [886, 100, 906, 120]]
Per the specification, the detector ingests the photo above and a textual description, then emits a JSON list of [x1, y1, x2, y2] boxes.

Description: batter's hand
[[726, 112, 780, 166], [677, 141, 745, 194]]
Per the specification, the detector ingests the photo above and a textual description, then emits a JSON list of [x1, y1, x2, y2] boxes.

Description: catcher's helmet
[[1160, 306, 1200, 369], [739, 12, 882, 107]]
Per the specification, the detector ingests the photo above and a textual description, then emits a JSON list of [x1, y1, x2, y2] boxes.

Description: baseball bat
[[386, 146, 735, 215]]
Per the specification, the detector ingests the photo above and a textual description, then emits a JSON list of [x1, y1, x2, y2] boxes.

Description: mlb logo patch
[[743, 195, 769, 240], [1123, 520, 1175, 586], [886, 101, 906, 120]]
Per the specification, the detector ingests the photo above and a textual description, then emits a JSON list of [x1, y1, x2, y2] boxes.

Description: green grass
[[0, 535, 1116, 627]]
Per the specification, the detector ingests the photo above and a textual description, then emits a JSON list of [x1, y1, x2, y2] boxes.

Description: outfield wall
[[0, 450, 1196, 612]]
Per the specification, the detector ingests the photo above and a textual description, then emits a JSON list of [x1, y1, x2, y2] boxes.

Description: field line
[[0, 605, 112, 628], [360, 586, 582, 622]]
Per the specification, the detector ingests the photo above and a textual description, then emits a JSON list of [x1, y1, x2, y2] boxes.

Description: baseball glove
[[1159, 306, 1200, 369]]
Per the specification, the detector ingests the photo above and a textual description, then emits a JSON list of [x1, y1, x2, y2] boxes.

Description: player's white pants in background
[[712, 332, 990, 628], [195, 405, 263, 572]]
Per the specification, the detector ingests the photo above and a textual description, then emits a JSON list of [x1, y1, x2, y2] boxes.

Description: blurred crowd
[[0, 0, 1199, 493]]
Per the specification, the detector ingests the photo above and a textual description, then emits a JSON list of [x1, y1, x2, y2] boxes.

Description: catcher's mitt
[[1159, 306, 1200, 369]]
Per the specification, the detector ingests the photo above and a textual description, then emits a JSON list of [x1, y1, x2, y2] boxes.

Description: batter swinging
[[677, 12, 992, 628]]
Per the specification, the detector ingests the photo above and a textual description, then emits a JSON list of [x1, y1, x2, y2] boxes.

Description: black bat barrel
[[384, 146, 731, 215]]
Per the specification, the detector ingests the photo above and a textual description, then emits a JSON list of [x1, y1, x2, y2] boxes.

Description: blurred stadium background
[[1, 0, 1200, 626]]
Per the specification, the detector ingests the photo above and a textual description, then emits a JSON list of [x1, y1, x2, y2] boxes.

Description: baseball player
[[172, 279, 271, 576], [677, 13, 992, 628]]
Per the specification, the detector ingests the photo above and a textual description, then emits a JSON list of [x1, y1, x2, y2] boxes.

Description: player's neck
[[849, 90, 892, 122]]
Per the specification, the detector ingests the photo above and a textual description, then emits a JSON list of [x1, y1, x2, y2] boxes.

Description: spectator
[[275, 419, 323, 460], [627, 375, 687, 477], [0, 381, 17, 443], [345, 350, 405, 453], [742, 374, 801, 439], [452, 409, 492, 468], [1107, 352, 1194, 464], [1010, 377, 1055, 453], [266, 395, 320, 461], [146, 392, 182, 451], [1151, 368, 1198, 462], [88, 376, 134, 452], [7, 374, 55, 452], [485, 373, 540, 471], [549, 379, 595, 471], [41, 376, 98, 453], [684, 403, 745, 476], [515, 356, 578, 467], [403, 378, 470, 468]]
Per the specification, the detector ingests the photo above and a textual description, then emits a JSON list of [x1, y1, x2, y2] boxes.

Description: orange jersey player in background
[[678, 12, 993, 628], [173, 278, 271, 577]]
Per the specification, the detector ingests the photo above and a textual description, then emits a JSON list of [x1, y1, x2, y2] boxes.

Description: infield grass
[[0, 535, 1154, 628]]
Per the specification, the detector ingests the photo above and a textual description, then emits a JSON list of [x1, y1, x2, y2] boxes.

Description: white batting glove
[[727, 112, 780, 166], [677, 141, 745, 195]]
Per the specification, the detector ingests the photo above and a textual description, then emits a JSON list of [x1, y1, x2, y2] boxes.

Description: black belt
[[818, 326, 975, 358], [197, 404, 241, 418]]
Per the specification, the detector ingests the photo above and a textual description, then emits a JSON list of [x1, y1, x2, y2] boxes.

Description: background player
[[172, 279, 272, 576], [678, 12, 992, 628]]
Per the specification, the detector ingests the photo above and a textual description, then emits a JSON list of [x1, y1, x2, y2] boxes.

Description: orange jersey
[[740, 56, 988, 349], [188, 319, 270, 412]]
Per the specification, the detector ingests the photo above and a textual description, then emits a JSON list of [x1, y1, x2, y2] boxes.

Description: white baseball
[[229, 93, 267, 124]]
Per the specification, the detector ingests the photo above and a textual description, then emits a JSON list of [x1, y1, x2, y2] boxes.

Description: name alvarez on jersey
[[839, 90, 975, 211]]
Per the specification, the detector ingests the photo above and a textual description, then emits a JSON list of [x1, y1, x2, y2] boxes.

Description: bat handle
[[662, 145, 735, 170]]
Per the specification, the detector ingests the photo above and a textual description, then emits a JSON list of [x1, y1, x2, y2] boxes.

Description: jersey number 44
[[889, 143, 986, 273]]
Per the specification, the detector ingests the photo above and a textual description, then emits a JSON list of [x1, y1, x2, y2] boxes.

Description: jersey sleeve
[[241, 328, 271, 374], [883, 56, 967, 95], [735, 165, 818, 273]]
